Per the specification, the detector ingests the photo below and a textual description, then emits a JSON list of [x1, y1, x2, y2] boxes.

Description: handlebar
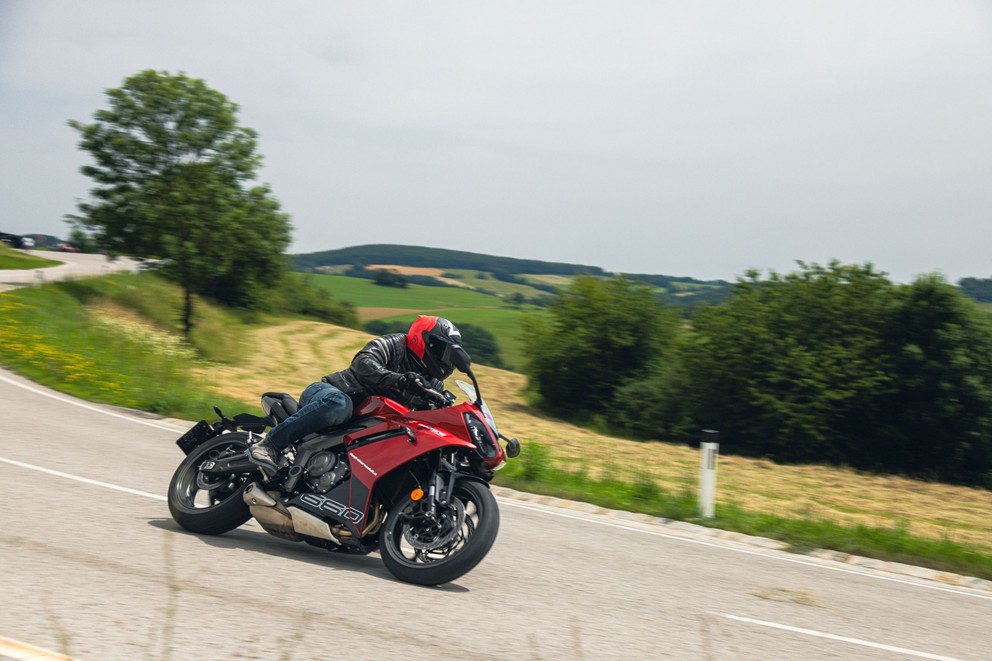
[[420, 386, 452, 407], [408, 376, 451, 408]]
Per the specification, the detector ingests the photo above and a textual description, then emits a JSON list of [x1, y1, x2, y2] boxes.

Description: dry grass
[[365, 264, 470, 289], [356, 307, 425, 322], [197, 320, 992, 553]]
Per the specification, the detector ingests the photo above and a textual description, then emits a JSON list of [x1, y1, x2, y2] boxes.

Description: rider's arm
[[350, 335, 406, 395]]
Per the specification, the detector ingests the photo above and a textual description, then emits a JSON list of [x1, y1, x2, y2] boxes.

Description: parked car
[[20, 237, 35, 248]]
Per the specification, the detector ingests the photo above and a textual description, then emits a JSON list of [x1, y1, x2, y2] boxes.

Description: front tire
[[168, 433, 254, 535], [380, 479, 499, 586]]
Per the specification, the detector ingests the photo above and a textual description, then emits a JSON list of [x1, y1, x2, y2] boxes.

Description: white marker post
[[699, 430, 719, 518]]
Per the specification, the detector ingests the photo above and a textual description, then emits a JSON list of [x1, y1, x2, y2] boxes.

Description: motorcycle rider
[[249, 316, 463, 474]]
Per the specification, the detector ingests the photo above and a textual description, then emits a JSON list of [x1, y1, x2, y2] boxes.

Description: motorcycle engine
[[305, 450, 349, 494]]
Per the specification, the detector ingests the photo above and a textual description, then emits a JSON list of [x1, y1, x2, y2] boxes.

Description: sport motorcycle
[[167, 347, 520, 585]]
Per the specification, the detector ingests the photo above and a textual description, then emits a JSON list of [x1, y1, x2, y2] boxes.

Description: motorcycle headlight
[[463, 413, 498, 459]]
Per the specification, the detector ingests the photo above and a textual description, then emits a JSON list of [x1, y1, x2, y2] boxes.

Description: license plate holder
[[176, 419, 220, 455]]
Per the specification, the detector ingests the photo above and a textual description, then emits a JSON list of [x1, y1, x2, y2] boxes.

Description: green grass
[[54, 272, 252, 363], [496, 443, 992, 580], [520, 273, 575, 288], [303, 273, 547, 369], [0, 243, 61, 269], [0, 278, 252, 419], [442, 269, 551, 298], [302, 273, 519, 309]]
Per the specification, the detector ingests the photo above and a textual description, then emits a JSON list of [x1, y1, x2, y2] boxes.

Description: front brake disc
[[403, 499, 466, 550]]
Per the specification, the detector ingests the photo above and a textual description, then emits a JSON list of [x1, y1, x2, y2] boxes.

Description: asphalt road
[[0, 251, 139, 292], [0, 367, 989, 660]]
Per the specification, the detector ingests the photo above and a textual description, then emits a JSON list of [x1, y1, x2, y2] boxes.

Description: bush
[[270, 272, 359, 327], [522, 276, 681, 419], [372, 270, 408, 288], [675, 263, 992, 485]]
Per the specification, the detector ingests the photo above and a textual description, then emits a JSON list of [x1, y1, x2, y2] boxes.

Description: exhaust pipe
[[243, 483, 300, 541]]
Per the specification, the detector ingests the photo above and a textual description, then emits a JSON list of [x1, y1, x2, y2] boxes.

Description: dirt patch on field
[[366, 264, 471, 289], [367, 264, 445, 277], [197, 319, 992, 552], [356, 307, 424, 322], [521, 274, 574, 286]]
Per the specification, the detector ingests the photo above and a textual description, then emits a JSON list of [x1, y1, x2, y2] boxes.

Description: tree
[[676, 262, 897, 463], [674, 262, 992, 485], [68, 70, 291, 337], [522, 276, 681, 418], [958, 277, 992, 303], [66, 226, 99, 253], [372, 270, 409, 288], [875, 275, 992, 482]]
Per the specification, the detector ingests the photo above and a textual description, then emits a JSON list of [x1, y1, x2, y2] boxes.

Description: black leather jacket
[[322, 333, 444, 408]]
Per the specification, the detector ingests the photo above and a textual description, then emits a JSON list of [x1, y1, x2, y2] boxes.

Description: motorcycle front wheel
[[168, 433, 254, 535], [380, 479, 499, 586]]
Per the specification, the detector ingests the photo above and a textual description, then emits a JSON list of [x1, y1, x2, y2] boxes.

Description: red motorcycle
[[167, 348, 519, 585]]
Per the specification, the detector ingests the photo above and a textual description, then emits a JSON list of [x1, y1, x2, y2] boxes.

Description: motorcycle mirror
[[451, 346, 472, 373]]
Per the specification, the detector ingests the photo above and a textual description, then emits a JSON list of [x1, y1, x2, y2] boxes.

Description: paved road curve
[[0, 367, 989, 660], [0, 250, 139, 292]]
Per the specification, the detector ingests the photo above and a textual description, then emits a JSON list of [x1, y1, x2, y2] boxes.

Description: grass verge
[[0, 244, 61, 269], [495, 442, 992, 581], [0, 276, 252, 419]]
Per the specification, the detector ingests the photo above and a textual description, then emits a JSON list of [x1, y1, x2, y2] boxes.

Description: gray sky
[[2, 1, 990, 282]]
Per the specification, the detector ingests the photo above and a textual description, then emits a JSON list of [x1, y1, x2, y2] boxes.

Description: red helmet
[[406, 316, 463, 380]]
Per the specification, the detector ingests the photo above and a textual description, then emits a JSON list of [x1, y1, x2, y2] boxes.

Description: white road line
[[2, 369, 990, 603], [501, 501, 992, 601], [716, 613, 964, 661], [0, 635, 75, 660], [0, 373, 182, 432], [0, 457, 166, 502]]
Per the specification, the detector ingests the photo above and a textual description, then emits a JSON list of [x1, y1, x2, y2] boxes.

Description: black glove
[[398, 372, 427, 397]]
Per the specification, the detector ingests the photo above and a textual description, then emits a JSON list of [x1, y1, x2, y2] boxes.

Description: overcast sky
[[1, 1, 990, 282]]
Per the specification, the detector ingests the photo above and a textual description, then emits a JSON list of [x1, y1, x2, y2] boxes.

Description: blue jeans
[[266, 382, 353, 452]]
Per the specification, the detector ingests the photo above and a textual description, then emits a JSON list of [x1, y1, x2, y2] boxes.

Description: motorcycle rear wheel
[[380, 479, 499, 586], [168, 433, 253, 535]]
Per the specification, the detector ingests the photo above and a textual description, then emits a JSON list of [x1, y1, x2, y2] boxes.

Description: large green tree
[[522, 276, 681, 418], [676, 262, 992, 485], [69, 70, 291, 336]]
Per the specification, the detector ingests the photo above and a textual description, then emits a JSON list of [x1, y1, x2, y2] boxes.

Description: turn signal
[[410, 488, 425, 501]]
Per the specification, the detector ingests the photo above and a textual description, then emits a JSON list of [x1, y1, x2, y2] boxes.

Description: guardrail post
[[699, 430, 719, 518]]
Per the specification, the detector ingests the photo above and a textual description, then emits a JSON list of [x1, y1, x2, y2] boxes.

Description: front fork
[[425, 456, 455, 514], [423, 454, 467, 517]]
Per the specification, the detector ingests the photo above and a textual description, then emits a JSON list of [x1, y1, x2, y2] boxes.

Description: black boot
[[248, 437, 280, 475]]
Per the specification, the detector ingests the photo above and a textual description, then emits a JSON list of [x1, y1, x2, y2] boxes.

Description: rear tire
[[380, 479, 499, 586], [168, 433, 254, 535]]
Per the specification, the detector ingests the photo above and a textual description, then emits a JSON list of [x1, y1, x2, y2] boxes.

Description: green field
[[302, 273, 545, 369], [302, 273, 519, 309], [442, 269, 551, 298], [0, 243, 60, 269]]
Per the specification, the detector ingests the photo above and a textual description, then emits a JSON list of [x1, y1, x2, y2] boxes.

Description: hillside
[[294, 244, 607, 276], [293, 243, 733, 306]]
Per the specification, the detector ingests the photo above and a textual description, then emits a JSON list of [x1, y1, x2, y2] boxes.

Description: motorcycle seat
[[261, 392, 299, 423]]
